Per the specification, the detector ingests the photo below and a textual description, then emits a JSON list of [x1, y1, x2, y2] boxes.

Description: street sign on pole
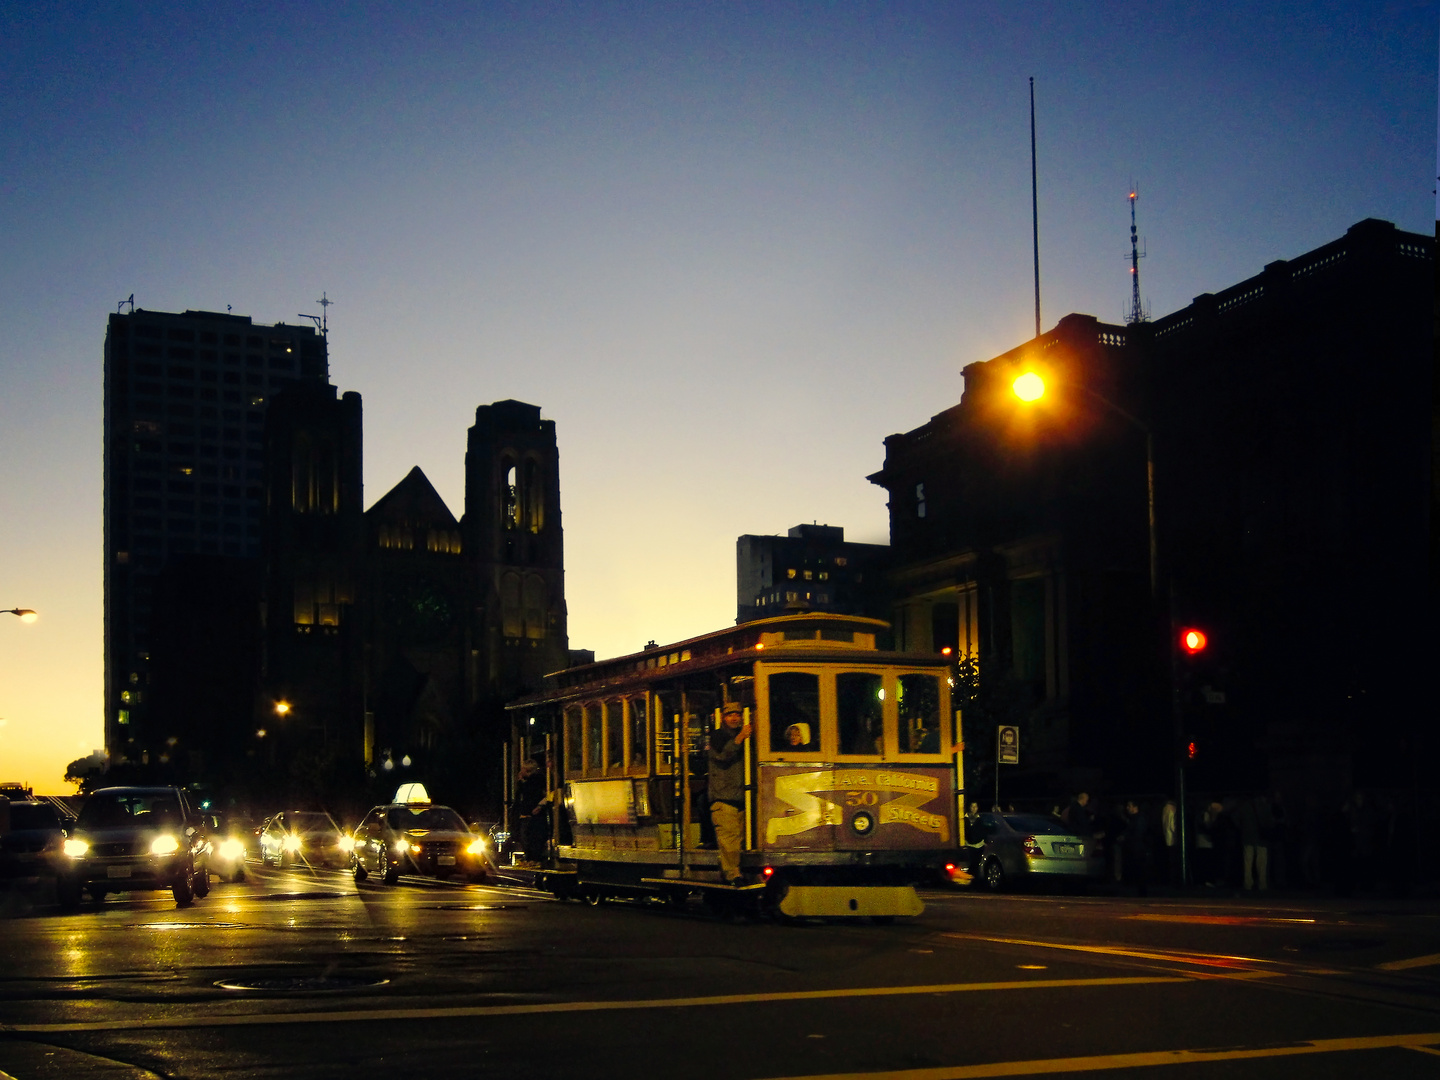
[[997, 725, 1019, 765]]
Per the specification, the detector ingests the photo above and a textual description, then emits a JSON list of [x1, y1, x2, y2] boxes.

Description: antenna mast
[[298, 292, 333, 338], [1030, 77, 1041, 338], [1126, 186, 1148, 325]]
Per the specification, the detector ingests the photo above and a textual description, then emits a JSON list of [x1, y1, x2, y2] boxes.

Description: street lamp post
[[3, 608, 38, 623], [1011, 371, 1189, 885]]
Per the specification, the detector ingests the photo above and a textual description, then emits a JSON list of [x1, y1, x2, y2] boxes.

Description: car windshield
[[385, 806, 467, 832], [80, 793, 182, 829], [288, 812, 338, 834], [7, 804, 60, 831], [1004, 814, 1076, 836]]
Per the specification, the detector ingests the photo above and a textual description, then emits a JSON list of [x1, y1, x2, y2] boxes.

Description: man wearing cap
[[708, 701, 751, 887]]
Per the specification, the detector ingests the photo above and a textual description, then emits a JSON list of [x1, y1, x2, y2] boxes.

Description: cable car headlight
[[338, 835, 355, 853], [150, 834, 181, 856], [282, 834, 302, 852]]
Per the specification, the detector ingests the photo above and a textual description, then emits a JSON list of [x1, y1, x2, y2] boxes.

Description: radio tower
[[1126, 185, 1148, 325]]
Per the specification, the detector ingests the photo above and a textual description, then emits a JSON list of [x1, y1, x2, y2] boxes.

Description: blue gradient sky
[[1, 2, 1433, 788]]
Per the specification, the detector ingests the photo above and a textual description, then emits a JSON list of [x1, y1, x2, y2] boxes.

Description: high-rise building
[[103, 308, 328, 767], [736, 524, 888, 625]]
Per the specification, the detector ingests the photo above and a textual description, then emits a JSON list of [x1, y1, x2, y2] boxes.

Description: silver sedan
[[965, 812, 1104, 891]]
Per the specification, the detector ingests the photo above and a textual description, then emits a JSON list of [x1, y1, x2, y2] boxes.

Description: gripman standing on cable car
[[708, 701, 751, 887]]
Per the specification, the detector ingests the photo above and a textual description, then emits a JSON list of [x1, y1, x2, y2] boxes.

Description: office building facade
[[103, 308, 328, 767]]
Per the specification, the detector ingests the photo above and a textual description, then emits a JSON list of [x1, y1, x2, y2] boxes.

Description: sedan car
[[0, 800, 66, 883], [201, 812, 249, 882], [57, 786, 210, 909], [965, 811, 1103, 891], [258, 810, 349, 868], [351, 797, 489, 884]]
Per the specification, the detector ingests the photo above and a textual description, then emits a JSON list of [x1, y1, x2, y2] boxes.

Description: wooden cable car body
[[506, 613, 964, 919]]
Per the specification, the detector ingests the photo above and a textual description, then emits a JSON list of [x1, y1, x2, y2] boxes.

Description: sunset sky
[[1, 2, 1433, 789]]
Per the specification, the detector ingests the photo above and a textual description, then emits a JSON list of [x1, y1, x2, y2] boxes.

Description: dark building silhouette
[[104, 305, 569, 812], [103, 308, 328, 769], [870, 218, 1433, 803], [463, 400, 569, 703], [736, 524, 888, 624], [261, 382, 366, 793]]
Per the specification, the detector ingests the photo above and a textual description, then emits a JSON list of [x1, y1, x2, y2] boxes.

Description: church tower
[[463, 401, 568, 713]]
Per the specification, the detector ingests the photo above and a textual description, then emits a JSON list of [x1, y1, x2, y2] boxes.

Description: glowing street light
[[274, 701, 291, 717], [1011, 371, 1045, 402], [3, 608, 38, 623]]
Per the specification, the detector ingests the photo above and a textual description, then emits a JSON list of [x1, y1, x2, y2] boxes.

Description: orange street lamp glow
[[4, 608, 38, 623], [274, 701, 291, 716], [1012, 372, 1045, 402]]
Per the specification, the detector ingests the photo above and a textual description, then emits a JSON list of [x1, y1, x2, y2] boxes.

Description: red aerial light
[[1179, 628, 1208, 654]]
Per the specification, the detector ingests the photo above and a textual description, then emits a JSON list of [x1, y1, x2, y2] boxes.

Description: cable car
[[505, 613, 964, 919]]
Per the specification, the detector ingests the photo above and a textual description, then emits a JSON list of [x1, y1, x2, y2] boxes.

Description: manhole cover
[[145, 922, 247, 930], [256, 891, 349, 902], [1283, 938, 1383, 953], [427, 903, 516, 911], [214, 974, 390, 993]]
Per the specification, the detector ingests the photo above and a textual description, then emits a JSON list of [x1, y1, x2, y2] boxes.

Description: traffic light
[[1179, 627, 1207, 654], [1185, 739, 1198, 762]]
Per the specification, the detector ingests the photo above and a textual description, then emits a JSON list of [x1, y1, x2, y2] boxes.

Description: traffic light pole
[[1170, 593, 1189, 888]]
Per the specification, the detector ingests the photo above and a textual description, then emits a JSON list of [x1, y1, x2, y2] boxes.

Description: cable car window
[[565, 706, 582, 774], [585, 703, 602, 774], [768, 672, 820, 752], [897, 673, 942, 754], [656, 690, 681, 769], [629, 695, 648, 769], [837, 672, 884, 755], [605, 700, 624, 771]]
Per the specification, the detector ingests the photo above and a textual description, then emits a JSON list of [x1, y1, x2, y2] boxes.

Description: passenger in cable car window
[[784, 723, 815, 750]]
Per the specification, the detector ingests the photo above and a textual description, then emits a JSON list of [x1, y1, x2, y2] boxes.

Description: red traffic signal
[[1179, 627, 1208, 655], [1186, 740, 1198, 761]]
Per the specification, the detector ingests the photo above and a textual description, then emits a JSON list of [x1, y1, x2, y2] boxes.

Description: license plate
[[437, 856, 456, 866], [1055, 843, 1078, 856], [106, 865, 132, 878]]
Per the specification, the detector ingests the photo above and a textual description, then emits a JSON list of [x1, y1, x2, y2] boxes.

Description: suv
[[351, 787, 489, 885], [58, 786, 210, 909], [0, 799, 66, 883]]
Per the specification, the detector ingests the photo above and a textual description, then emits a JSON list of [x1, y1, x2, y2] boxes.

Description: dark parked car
[[58, 786, 210, 908], [0, 800, 66, 883], [965, 811, 1104, 891], [351, 794, 490, 885]]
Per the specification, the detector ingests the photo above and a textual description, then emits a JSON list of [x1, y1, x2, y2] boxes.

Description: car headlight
[[63, 838, 89, 858], [393, 839, 410, 854], [282, 835, 302, 852], [466, 838, 486, 855], [218, 839, 245, 860], [150, 835, 180, 855], [338, 835, 355, 853]]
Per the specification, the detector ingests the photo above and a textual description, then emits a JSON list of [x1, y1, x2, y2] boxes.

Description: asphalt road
[[2, 863, 1439, 1079]]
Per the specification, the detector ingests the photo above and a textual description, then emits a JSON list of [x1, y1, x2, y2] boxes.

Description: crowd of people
[[1048, 787, 1420, 895]]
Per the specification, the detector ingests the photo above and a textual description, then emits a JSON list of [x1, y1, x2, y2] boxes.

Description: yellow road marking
[[758, 1031, 1440, 1080], [1377, 952, 1440, 971], [0, 975, 1186, 1034], [1127, 913, 1316, 926], [941, 931, 1274, 972]]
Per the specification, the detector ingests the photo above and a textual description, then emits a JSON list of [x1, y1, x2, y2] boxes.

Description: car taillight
[[1023, 836, 1043, 858]]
